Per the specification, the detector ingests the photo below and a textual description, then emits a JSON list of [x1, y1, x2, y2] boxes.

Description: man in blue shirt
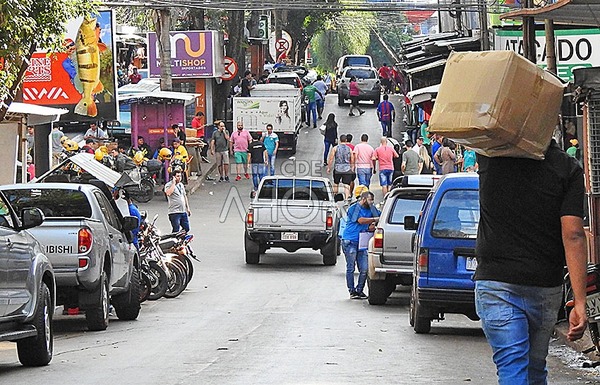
[[342, 190, 380, 299], [377, 94, 395, 137], [262, 124, 279, 176]]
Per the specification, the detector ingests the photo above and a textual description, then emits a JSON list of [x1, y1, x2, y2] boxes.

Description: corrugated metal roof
[[118, 91, 198, 106], [6, 102, 68, 125], [501, 0, 600, 26], [404, 59, 447, 75]]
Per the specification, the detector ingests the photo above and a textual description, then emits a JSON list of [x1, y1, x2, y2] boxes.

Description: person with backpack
[[327, 134, 355, 200], [377, 94, 395, 137]]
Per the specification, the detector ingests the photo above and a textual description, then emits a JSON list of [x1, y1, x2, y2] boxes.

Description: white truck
[[233, 84, 302, 153]]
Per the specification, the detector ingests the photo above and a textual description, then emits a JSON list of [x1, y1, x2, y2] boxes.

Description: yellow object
[[570, 139, 579, 146], [94, 148, 105, 161], [63, 140, 79, 152], [354, 185, 369, 198], [429, 51, 564, 160], [60, 135, 69, 145], [173, 145, 188, 161], [73, 17, 106, 117], [158, 148, 172, 161], [133, 151, 145, 165]]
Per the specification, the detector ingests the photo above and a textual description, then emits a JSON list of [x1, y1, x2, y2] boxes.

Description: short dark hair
[[85, 138, 95, 144], [244, 70, 251, 77], [361, 134, 368, 142], [171, 124, 179, 129], [405, 140, 414, 147], [339, 134, 347, 142], [346, 134, 353, 142], [383, 94, 389, 100]]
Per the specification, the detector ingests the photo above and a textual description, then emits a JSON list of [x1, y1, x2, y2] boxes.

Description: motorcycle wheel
[[163, 260, 188, 299], [139, 271, 152, 303], [133, 179, 154, 203], [146, 260, 168, 300], [173, 253, 194, 283]]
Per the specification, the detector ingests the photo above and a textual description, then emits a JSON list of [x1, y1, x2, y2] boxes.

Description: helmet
[[133, 151, 145, 165], [98, 145, 108, 154], [60, 135, 69, 145], [354, 185, 369, 198], [63, 139, 79, 152], [94, 148, 105, 161], [158, 148, 172, 161]]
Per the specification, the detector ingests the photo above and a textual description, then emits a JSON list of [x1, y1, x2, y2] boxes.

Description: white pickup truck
[[0, 183, 141, 331], [233, 84, 302, 153], [244, 176, 343, 265]]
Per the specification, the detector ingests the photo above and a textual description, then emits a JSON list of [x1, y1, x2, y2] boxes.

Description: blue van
[[406, 173, 480, 333]]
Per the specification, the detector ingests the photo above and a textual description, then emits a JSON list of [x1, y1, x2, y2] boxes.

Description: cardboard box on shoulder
[[429, 50, 564, 160]]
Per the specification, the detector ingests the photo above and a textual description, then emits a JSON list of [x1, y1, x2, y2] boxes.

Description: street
[[1, 95, 599, 384]]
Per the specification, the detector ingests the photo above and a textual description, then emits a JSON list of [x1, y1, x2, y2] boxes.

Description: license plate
[[281, 232, 298, 241], [466, 257, 478, 271], [586, 292, 600, 318]]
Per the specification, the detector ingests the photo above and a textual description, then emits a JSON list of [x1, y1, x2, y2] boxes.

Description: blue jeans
[[356, 168, 372, 188], [267, 153, 276, 176], [168, 212, 190, 233], [475, 280, 563, 385], [251, 163, 265, 190], [378, 169, 393, 186], [307, 101, 317, 126], [324, 139, 334, 162], [342, 239, 368, 294], [380, 120, 392, 137]]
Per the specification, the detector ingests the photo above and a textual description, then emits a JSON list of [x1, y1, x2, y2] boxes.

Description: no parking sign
[[221, 56, 238, 81]]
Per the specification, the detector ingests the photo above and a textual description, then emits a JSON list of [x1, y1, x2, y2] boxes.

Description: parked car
[[245, 176, 343, 265], [335, 54, 374, 78], [267, 71, 303, 90], [1, 183, 141, 331], [406, 173, 480, 333], [0, 191, 55, 366], [367, 175, 438, 305], [337, 66, 381, 106]]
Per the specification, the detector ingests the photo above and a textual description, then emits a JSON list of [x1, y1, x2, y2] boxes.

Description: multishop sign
[[494, 29, 600, 82]]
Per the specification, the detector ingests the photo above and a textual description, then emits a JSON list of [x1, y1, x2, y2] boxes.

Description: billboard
[[147, 30, 225, 78], [22, 10, 117, 122], [493, 28, 600, 82]]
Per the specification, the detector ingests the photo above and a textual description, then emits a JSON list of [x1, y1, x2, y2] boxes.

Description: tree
[[283, 10, 339, 65], [152, 8, 173, 91], [0, 0, 95, 122]]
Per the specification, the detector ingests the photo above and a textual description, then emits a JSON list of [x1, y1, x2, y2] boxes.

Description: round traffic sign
[[221, 56, 238, 81], [276, 38, 290, 52]]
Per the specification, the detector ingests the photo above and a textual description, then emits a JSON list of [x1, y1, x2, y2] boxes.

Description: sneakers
[[351, 291, 367, 299], [348, 112, 355, 117], [244, 173, 250, 179], [313, 124, 317, 129], [359, 110, 366, 116], [218, 176, 224, 182], [350, 291, 358, 299], [224, 176, 230, 182], [235, 175, 242, 181]]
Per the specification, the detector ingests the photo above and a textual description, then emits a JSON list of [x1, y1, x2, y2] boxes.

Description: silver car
[[0, 191, 55, 366], [337, 66, 381, 106]]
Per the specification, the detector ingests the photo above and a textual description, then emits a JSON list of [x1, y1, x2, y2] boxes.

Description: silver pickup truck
[[1, 183, 140, 331], [244, 176, 343, 265]]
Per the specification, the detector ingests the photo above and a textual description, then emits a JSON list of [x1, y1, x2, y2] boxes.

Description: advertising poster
[[148, 30, 224, 78], [22, 10, 117, 122]]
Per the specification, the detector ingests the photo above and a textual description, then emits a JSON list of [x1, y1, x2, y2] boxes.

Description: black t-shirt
[[241, 78, 251, 97], [248, 140, 266, 164], [474, 140, 584, 287]]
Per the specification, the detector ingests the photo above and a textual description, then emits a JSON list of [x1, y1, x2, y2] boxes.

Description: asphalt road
[[1, 95, 599, 384]]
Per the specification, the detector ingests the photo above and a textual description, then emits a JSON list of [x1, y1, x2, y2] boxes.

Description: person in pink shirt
[[348, 76, 365, 117], [230, 121, 253, 181], [372, 137, 399, 196], [353, 134, 375, 188]]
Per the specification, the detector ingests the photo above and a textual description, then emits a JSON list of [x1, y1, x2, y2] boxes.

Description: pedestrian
[[421, 120, 431, 149], [230, 121, 252, 181], [313, 75, 328, 120], [401, 140, 423, 175], [345, 133, 355, 151], [26, 125, 35, 156], [172, 123, 186, 145], [191, 111, 209, 163], [462, 147, 478, 172], [431, 134, 444, 174], [377, 94, 395, 137], [164, 169, 191, 233], [415, 137, 434, 174], [247, 133, 268, 197], [241, 70, 254, 97], [348, 76, 365, 117], [372, 137, 399, 196], [353, 134, 375, 188], [210, 120, 230, 182], [262, 124, 279, 176], [84, 122, 107, 141], [378, 63, 392, 94], [345, 133, 356, 196], [81, 139, 96, 154], [474, 138, 587, 384], [51, 126, 64, 166], [135, 136, 153, 158], [327, 134, 355, 200], [566, 138, 581, 165], [322, 113, 338, 166], [26, 154, 35, 180], [341, 190, 380, 299], [433, 138, 457, 175], [303, 81, 323, 128], [122, 189, 141, 249]]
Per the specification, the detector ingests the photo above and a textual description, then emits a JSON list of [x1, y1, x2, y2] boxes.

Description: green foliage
[[0, 0, 95, 108]]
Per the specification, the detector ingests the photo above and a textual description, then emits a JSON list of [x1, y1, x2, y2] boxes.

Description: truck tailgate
[[252, 203, 328, 231], [25, 219, 85, 272]]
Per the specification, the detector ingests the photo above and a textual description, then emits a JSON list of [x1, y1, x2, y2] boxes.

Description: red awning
[[405, 10, 436, 24]]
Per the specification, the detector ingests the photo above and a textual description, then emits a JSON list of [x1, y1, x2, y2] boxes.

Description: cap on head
[[570, 139, 579, 146]]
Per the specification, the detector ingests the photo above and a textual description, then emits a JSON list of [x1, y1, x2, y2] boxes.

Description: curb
[[186, 162, 218, 195]]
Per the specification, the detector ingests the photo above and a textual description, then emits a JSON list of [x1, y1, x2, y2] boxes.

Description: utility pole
[[522, 0, 537, 63], [544, 19, 557, 74], [479, 0, 489, 50]]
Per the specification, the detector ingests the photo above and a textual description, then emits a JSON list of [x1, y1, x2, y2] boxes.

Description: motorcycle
[[158, 230, 197, 283]]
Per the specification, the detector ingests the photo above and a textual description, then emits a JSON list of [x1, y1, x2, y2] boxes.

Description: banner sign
[[147, 30, 224, 78], [22, 10, 117, 122]]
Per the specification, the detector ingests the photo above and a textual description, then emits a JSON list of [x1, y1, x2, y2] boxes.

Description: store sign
[[494, 28, 600, 82], [148, 30, 224, 78]]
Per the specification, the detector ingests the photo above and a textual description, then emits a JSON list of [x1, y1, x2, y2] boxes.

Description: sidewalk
[[185, 161, 217, 195], [555, 320, 600, 364]]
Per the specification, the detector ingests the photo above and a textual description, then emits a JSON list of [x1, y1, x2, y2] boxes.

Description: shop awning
[[118, 91, 198, 106], [5, 102, 68, 125], [407, 84, 440, 104], [501, 0, 600, 26]]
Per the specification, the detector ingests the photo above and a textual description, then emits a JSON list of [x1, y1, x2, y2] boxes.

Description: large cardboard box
[[429, 51, 564, 159]]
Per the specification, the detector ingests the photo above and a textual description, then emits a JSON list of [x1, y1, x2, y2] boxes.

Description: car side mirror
[[404, 215, 417, 231], [334, 193, 345, 202], [20, 207, 44, 230], [122, 215, 139, 232]]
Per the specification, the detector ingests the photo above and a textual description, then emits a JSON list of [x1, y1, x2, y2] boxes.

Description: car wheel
[[367, 278, 387, 305], [321, 237, 339, 266], [245, 251, 260, 264], [338, 94, 345, 107], [411, 285, 431, 334], [17, 282, 53, 366], [112, 266, 141, 321], [86, 271, 110, 331]]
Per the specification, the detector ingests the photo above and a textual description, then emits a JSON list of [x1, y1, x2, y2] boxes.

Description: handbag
[[319, 124, 326, 136]]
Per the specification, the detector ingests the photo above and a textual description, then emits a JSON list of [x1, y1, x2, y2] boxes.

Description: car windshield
[[431, 189, 480, 239], [258, 179, 330, 201], [344, 57, 371, 67], [345, 69, 376, 79], [268, 77, 299, 88], [389, 197, 426, 225], [3, 188, 93, 218]]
